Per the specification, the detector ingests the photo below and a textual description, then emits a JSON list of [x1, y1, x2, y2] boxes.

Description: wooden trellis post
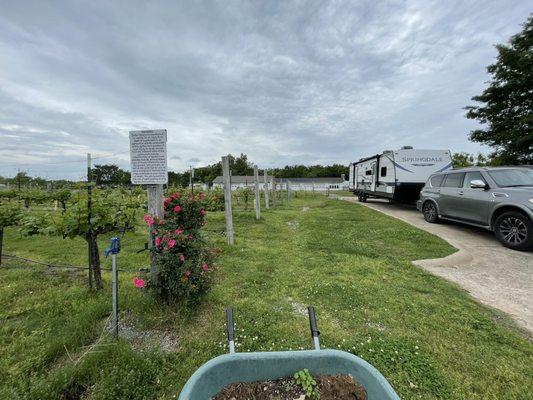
[[271, 179, 276, 207], [254, 165, 261, 220], [263, 169, 270, 209], [222, 156, 234, 245]]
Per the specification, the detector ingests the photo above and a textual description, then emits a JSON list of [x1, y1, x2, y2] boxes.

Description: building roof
[[281, 177, 345, 183], [212, 175, 274, 184], [212, 176, 345, 184]]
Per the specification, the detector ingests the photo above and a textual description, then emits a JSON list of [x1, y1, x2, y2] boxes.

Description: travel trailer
[[349, 147, 453, 203]]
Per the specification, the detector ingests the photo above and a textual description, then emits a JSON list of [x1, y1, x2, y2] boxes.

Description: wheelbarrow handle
[[226, 308, 235, 354], [307, 306, 321, 350]]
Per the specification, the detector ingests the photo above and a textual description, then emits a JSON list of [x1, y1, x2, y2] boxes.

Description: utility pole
[[189, 165, 194, 195], [17, 168, 21, 191], [87, 153, 93, 289]]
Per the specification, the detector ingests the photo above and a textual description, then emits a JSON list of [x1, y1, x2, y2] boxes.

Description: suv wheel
[[494, 211, 533, 251], [423, 201, 439, 223]]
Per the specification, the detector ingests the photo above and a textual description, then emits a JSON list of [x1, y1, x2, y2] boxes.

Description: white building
[[276, 177, 347, 191], [211, 176, 348, 192], [211, 175, 274, 191]]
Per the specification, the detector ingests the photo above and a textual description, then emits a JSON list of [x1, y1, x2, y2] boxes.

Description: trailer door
[[370, 162, 377, 191], [348, 164, 354, 191]]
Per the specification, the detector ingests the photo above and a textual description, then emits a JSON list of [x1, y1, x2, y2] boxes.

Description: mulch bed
[[212, 374, 367, 399]]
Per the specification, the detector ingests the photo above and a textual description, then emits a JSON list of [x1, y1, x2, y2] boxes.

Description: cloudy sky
[[0, 1, 530, 180]]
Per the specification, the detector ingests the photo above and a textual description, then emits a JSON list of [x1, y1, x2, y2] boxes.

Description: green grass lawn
[[1, 196, 532, 399]]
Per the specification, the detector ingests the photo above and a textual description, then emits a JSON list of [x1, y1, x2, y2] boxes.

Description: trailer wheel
[[358, 193, 367, 203], [423, 201, 439, 223]]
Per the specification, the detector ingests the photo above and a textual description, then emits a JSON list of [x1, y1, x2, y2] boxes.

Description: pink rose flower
[[187, 234, 193, 241], [184, 270, 191, 277], [155, 237, 162, 246], [200, 208, 206, 216], [143, 214, 154, 226], [133, 277, 145, 288], [202, 263, 209, 272], [167, 239, 176, 249], [175, 228, 184, 235], [179, 254, 185, 262], [173, 205, 182, 213]]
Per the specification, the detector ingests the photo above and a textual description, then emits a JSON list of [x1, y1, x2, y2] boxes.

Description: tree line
[[0, 154, 349, 189]]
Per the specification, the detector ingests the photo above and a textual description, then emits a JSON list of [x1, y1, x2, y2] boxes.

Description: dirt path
[[338, 196, 533, 335]]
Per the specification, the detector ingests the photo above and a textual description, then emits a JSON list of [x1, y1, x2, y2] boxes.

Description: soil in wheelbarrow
[[212, 374, 367, 400]]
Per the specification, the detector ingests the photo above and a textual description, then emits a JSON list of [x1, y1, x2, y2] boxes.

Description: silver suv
[[417, 167, 533, 251]]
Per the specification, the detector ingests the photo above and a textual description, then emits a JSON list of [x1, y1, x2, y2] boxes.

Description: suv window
[[442, 173, 464, 188], [429, 174, 444, 187], [487, 168, 533, 187], [463, 171, 486, 188]]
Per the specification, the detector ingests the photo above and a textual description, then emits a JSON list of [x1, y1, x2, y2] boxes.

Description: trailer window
[[380, 167, 387, 177], [365, 170, 372, 176]]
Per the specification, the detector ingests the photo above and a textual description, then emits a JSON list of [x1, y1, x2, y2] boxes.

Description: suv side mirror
[[470, 179, 487, 189]]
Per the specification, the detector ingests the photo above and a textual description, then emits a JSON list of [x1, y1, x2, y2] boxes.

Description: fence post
[[86, 153, 93, 289], [222, 156, 234, 245], [263, 169, 270, 209], [254, 165, 261, 220], [287, 180, 291, 204]]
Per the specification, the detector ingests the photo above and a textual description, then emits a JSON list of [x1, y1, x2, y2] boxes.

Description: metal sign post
[[104, 237, 121, 338]]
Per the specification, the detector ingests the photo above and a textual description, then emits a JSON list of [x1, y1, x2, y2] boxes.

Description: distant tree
[[12, 171, 31, 189], [465, 15, 533, 165], [270, 163, 349, 179], [92, 164, 131, 185], [452, 152, 493, 168]]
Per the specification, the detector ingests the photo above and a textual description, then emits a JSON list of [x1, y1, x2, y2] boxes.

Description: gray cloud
[[0, 0, 530, 179]]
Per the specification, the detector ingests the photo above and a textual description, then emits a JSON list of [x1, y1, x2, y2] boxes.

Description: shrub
[[0, 201, 23, 264], [145, 192, 215, 304], [202, 189, 224, 211]]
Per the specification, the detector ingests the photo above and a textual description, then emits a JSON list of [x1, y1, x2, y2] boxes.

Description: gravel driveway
[[339, 196, 533, 335]]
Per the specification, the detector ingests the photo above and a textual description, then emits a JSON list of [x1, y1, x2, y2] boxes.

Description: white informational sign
[[129, 129, 168, 184]]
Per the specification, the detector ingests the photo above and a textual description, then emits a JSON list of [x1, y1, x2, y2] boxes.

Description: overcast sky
[[0, 1, 530, 180]]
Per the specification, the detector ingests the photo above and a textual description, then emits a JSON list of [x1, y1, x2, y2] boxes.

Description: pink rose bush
[[144, 191, 216, 304], [133, 277, 145, 288]]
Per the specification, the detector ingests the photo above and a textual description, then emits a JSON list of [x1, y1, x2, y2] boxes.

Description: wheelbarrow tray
[[179, 349, 400, 399]]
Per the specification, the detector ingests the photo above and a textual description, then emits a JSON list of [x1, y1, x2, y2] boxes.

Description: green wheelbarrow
[[178, 307, 400, 399]]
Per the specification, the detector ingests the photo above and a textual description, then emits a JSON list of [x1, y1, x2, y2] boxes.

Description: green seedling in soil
[[293, 369, 320, 400]]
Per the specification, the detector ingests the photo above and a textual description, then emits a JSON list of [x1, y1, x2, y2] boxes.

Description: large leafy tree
[[92, 164, 131, 185], [465, 16, 533, 165], [452, 152, 492, 168]]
